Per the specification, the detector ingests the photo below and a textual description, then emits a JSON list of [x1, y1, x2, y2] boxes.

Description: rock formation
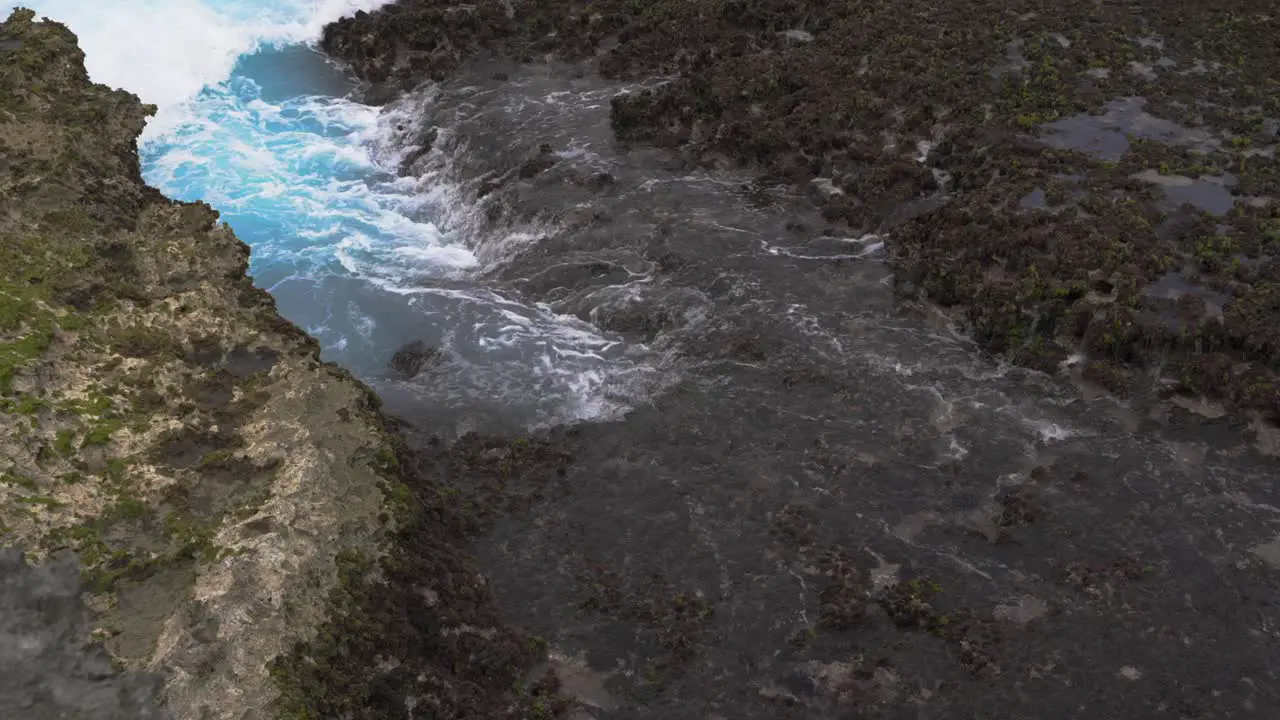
[[323, 0, 1280, 423], [0, 9, 542, 719], [6, 1, 1280, 717]]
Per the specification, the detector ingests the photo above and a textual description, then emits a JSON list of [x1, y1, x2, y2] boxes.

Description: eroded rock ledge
[[0, 9, 543, 719]]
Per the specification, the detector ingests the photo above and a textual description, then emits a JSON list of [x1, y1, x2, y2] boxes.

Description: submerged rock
[[0, 9, 544, 719], [323, 0, 1280, 423], [312, 3, 1280, 718], [388, 339, 442, 378]]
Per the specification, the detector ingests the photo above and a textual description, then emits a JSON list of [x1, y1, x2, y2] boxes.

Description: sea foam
[[13, 0, 664, 429]]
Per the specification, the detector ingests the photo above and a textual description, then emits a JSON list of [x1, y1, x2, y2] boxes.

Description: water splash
[[18, 0, 393, 128], [16, 0, 663, 429]]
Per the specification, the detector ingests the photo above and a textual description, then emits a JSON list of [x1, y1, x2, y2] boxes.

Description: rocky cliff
[[0, 9, 544, 719]]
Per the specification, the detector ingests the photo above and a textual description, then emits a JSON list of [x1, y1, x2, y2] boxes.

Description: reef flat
[[312, 2, 1280, 718], [326, 0, 1280, 424]]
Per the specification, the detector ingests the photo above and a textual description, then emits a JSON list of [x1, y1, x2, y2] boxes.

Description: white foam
[[14, 1, 673, 427], [1032, 421, 1074, 443], [142, 76, 477, 284], [17, 0, 393, 137]]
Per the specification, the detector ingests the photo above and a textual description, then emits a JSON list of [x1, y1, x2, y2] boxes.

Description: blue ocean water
[[140, 45, 478, 366], [15, 1, 659, 429]]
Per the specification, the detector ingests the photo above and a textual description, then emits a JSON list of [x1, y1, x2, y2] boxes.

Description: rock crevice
[[0, 9, 539, 719]]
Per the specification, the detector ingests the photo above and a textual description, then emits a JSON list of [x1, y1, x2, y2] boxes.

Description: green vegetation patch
[[81, 418, 124, 448], [1, 471, 40, 492], [878, 577, 999, 674], [0, 229, 102, 395], [0, 308, 56, 395]]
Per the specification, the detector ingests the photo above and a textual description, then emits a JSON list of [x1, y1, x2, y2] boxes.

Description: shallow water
[[1039, 96, 1220, 161], [390, 61, 1280, 718], [1130, 167, 1237, 215]]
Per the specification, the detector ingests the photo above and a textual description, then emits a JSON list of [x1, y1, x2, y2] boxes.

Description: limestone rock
[[0, 10, 536, 719]]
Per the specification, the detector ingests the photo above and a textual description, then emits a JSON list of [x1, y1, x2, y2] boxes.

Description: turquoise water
[[17, 0, 459, 361], [140, 44, 477, 365], [15, 1, 657, 428]]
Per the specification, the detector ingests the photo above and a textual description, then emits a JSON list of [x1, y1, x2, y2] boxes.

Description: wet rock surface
[[326, 0, 1280, 424], [0, 550, 168, 719], [1, 10, 547, 720], [323, 2, 1280, 718]]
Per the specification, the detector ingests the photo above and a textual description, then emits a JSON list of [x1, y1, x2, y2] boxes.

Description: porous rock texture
[[0, 8, 543, 719], [323, 0, 1280, 422]]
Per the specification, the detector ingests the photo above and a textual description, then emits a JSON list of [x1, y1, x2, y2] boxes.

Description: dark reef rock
[[388, 339, 442, 378], [324, 0, 1280, 422], [315, 3, 1280, 718]]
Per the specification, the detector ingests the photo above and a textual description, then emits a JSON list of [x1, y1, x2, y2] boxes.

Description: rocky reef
[[313, 2, 1280, 718], [0, 9, 546, 719], [324, 0, 1280, 424]]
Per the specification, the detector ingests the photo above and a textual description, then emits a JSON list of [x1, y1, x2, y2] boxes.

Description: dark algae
[[268, 453, 549, 719], [325, 0, 1280, 420], [317, 2, 1280, 719]]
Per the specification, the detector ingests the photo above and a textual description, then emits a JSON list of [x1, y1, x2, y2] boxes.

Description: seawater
[[14, 0, 656, 430]]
